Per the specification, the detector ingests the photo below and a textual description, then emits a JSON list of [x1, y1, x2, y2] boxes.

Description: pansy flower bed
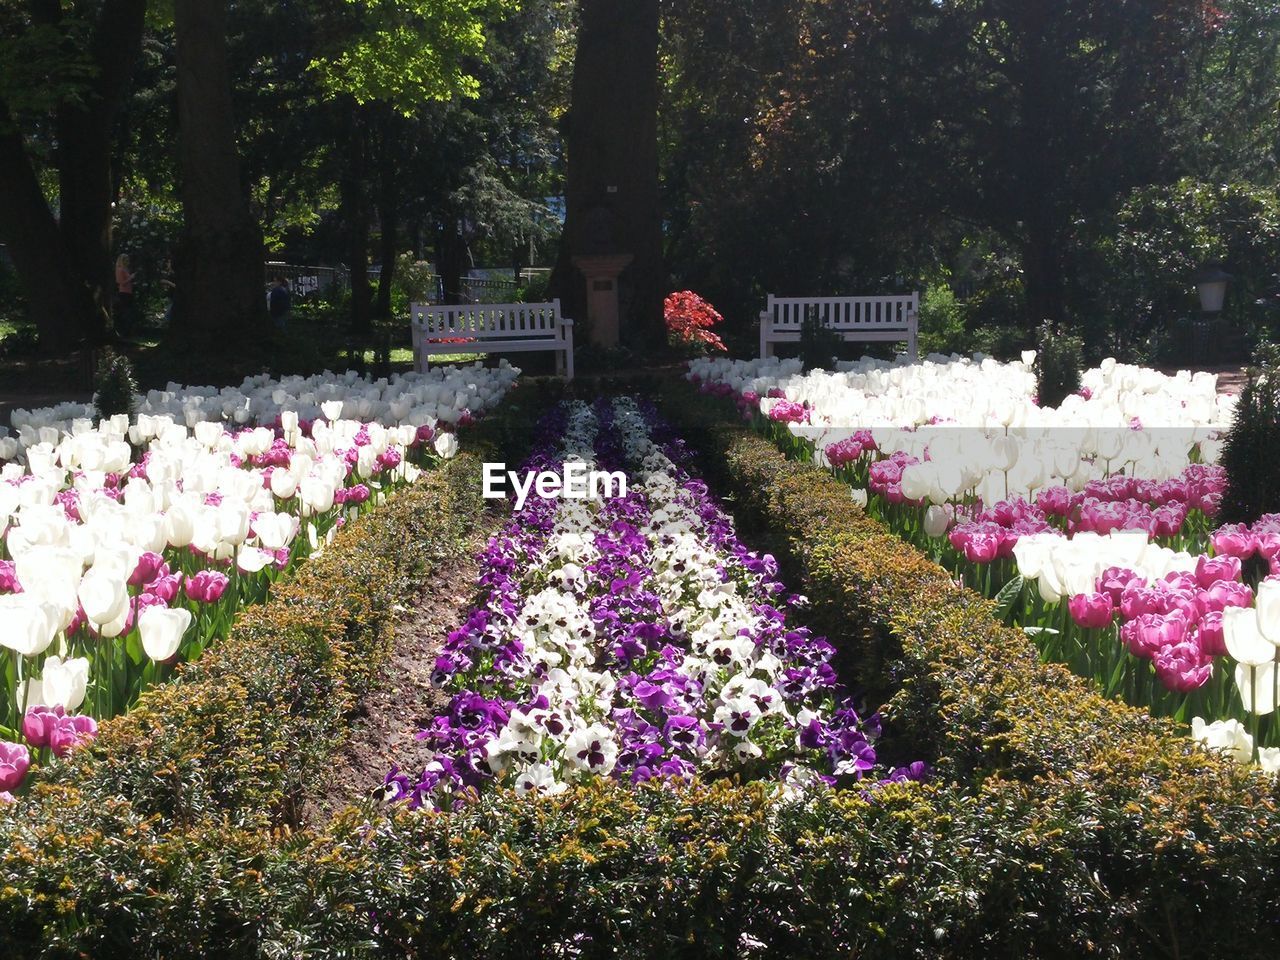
[[688, 353, 1280, 767], [0, 363, 519, 799], [386, 397, 920, 808]]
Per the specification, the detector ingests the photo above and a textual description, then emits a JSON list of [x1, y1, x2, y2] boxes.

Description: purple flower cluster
[[385, 398, 922, 809]]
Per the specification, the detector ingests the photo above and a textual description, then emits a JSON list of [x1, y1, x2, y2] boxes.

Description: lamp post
[[1194, 264, 1232, 314]]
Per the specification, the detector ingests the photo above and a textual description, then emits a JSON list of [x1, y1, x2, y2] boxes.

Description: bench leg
[[908, 331, 919, 363], [555, 347, 565, 377], [760, 325, 773, 360]]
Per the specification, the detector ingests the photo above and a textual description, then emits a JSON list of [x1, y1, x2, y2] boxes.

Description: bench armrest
[[560, 317, 575, 327]]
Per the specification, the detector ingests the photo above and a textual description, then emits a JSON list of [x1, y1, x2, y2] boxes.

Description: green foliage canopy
[[308, 0, 514, 115]]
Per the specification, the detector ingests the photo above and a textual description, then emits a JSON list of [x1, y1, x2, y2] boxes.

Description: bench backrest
[[764, 294, 919, 332], [411, 301, 564, 339]]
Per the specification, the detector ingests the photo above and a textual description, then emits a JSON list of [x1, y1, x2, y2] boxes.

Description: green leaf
[[992, 575, 1024, 623], [126, 633, 145, 668]]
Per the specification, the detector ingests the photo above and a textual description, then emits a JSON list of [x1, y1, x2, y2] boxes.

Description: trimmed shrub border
[[1, 385, 1278, 959]]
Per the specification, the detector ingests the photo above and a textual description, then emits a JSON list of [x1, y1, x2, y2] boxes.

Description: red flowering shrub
[[664, 291, 727, 353]]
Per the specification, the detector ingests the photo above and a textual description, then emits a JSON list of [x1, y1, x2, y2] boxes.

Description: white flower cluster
[[478, 398, 821, 797], [691, 354, 1232, 494], [1, 362, 519, 463], [0, 364, 519, 712]]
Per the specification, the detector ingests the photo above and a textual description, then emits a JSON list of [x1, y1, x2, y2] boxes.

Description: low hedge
[[3, 389, 1280, 959]]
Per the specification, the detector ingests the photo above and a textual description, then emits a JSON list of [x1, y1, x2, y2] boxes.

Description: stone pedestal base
[[572, 254, 634, 349]]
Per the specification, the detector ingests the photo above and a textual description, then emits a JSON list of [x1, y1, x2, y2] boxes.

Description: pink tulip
[[1211, 524, 1257, 559], [1120, 582, 1162, 620], [1258, 531, 1280, 561], [1197, 611, 1227, 658], [0, 742, 30, 792], [961, 529, 1002, 564], [1036, 486, 1074, 518], [48, 715, 98, 758], [22, 705, 67, 748], [1123, 611, 1189, 660], [1097, 567, 1140, 605], [0, 560, 20, 594], [1152, 504, 1186, 538], [1069, 592, 1115, 630], [767, 401, 808, 424], [1154, 641, 1213, 693], [129, 552, 169, 588], [1195, 554, 1242, 589], [185, 570, 230, 604], [1196, 580, 1254, 616], [148, 573, 183, 603]]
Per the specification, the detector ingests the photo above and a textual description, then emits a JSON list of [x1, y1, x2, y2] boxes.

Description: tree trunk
[[56, 114, 115, 342], [342, 104, 373, 339], [56, 0, 148, 344], [373, 145, 399, 321], [550, 0, 665, 353], [438, 216, 468, 306], [172, 0, 266, 352], [0, 102, 94, 353], [1021, 207, 1066, 330], [0, 0, 146, 350]]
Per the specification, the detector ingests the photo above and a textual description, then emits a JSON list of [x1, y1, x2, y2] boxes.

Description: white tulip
[[270, 467, 299, 500], [0, 594, 60, 656], [40, 655, 90, 711], [1256, 580, 1280, 645], [434, 432, 459, 459], [1259, 747, 1280, 776], [138, 606, 193, 662], [1235, 662, 1278, 716], [165, 501, 196, 548], [1191, 716, 1254, 764], [77, 566, 129, 626], [236, 545, 275, 573], [1224, 608, 1275, 667], [923, 504, 952, 539], [253, 512, 298, 551]]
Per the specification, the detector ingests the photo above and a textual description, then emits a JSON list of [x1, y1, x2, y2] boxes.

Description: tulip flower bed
[[2, 392, 1280, 958], [387, 396, 922, 807], [0, 363, 519, 800], [688, 353, 1280, 766]]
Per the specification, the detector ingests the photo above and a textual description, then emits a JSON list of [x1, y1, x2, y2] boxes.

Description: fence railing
[[264, 262, 349, 300], [265, 262, 550, 305]]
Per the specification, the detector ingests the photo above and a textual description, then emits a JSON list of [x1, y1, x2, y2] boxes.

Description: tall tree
[[309, 0, 507, 336], [0, 0, 147, 350], [551, 0, 665, 353], [171, 0, 266, 348]]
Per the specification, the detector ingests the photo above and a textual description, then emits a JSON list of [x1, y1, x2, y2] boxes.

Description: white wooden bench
[[759, 294, 920, 362], [410, 300, 575, 379]]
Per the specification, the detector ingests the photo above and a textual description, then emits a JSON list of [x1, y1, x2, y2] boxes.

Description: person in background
[[268, 274, 292, 331], [115, 254, 137, 336]]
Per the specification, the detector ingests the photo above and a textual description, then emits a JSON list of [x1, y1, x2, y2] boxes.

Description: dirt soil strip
[[305, 513, 503, 824]]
